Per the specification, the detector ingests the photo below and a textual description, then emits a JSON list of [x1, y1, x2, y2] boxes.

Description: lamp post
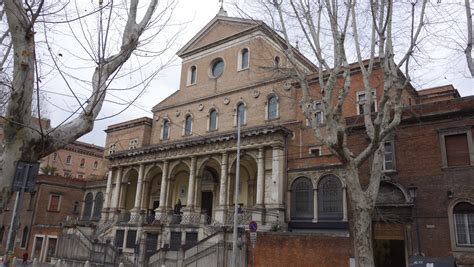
[[231, 111, 242, 267]]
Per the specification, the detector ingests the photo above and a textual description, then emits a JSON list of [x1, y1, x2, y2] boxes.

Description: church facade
[[56, 10, 474, 267]]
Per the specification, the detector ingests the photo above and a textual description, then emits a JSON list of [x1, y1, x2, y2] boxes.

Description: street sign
[[250, 232, 257, 242], [11, 162, 39, 192], [249, 221, 257, 232]]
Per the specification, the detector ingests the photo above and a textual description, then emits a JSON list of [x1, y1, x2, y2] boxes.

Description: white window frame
[[187, 65, 197, 86], [382, 141, 396, 172], [48, 193, 62, 212], [65, 155, 72, 165], [80, 158, 85, 168], [183, 114, 193, 136], [234, 102, 247, 127], [237, 47, 250, 71], [44, 235, 58, 263], [356, 90, 377, 115], [52, 153, 57, 161], [448, 199, 474, 252], [31, 234, 46, 262], [308, 146, 322, 157], [207, 108, 219, 131], [265, 94, 279, 121], [161, 118, 171, 140]]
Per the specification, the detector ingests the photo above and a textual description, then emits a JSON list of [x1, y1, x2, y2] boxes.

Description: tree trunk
[[350, 200, 375, 267]]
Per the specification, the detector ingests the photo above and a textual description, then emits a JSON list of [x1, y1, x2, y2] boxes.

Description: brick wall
[[248, 232, 352, 267]]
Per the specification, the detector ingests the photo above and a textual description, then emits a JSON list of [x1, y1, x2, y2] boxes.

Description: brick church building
[[55, 8, 474, 267]]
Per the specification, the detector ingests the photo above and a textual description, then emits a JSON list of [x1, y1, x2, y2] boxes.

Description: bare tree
[[243, 0, 428, 265], [0, 0, 175, 193], [466, 0, 474, 76]]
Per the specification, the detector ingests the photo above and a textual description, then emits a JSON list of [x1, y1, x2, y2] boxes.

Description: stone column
[[269, 145, 285, 223], [342, 187, 348, 221], [131, 164, 145, 222], [155, 161, 169, 220], [182, 157, 197, 224], [215, 152, 228, 223], [312, 189, 318, 223], [111, 167, 123, 212], [253, 148, 265, 223], [186, 157, 196, 209], [256, 148, 265, 206], [102, 169, 113, 221]]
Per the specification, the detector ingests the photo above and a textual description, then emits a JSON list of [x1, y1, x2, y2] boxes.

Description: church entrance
[[201, 191, 213, 223], [373, 223, 407, 267]]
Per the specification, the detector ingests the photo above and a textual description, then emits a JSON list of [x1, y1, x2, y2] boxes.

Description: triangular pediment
[[177, 16, 259, 57]]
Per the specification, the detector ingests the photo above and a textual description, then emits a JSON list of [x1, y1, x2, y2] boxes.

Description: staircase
[[56, 227, 134, 267]]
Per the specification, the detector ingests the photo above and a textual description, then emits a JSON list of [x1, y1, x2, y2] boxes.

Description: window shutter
[[445, 134, 470, 167]]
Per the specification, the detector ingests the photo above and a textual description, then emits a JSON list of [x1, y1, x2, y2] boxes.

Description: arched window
[[291, 177, 313, 220], [267, 95, 278, 120], [92, 192, 104, 221], [184, 115, 192, 136], [453, 202, 474, 246], [318, 175, 343, 220], [236, 103, 245, 126], [20, 226, 28, 248], [162, 119, 170, 140], [82, 192, 94, 221], [274, 56, 280, 67], [80, 158, 85, 168], [66, 155, 72, 164], [240, 48, 249, 70], [209, 109, 217, 131], [188, 65, 197, 85], [93, 161, 98, 169]]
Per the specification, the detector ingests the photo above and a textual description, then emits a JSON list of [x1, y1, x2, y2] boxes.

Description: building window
[[291, 177, 314, 220], [45, 237, 58, 263], [170, 231, 182, 251], [93, 161, 98, 169], [309, 147, 321, 157], [185, 232, 198, 248], [383, 141, 396, 171], [274, 56, 280, 68], [82, 192, 94, 221], [80, 158, 85, 168], [92, 192, 103, 221], [109, 143, 117, 155], [318, 175, 343, 220], [115, 230, 125, 248], [188, 65, 197, 85], [64, 171, 71, 178], [313, 101, 323, 125], [66, 155, 72, 165], [210, 58, 224, 78], [209, 109, 218, 131], [235, 102, 246, 126], [162, 119, 170, 140], [73, 201, 80, 214], [129, 138, 139, 150], [48, 194, 61, 212], [52, 153, 57, 161], [184, 115, 192, 136], [267, 95, 278, 120], [357, 91, 377, 115], [443, 132, 472, 167], [20, 226, 28, 248], [453, 202, 474, 246], [239, 48, 249, 70], [126, 230, 137, 249]]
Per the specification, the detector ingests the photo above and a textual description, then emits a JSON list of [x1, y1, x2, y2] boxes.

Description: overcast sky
[[41, 1, 473, 147]]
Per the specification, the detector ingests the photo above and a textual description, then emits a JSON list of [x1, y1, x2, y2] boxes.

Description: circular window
[[211, 58, 224, 77]]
